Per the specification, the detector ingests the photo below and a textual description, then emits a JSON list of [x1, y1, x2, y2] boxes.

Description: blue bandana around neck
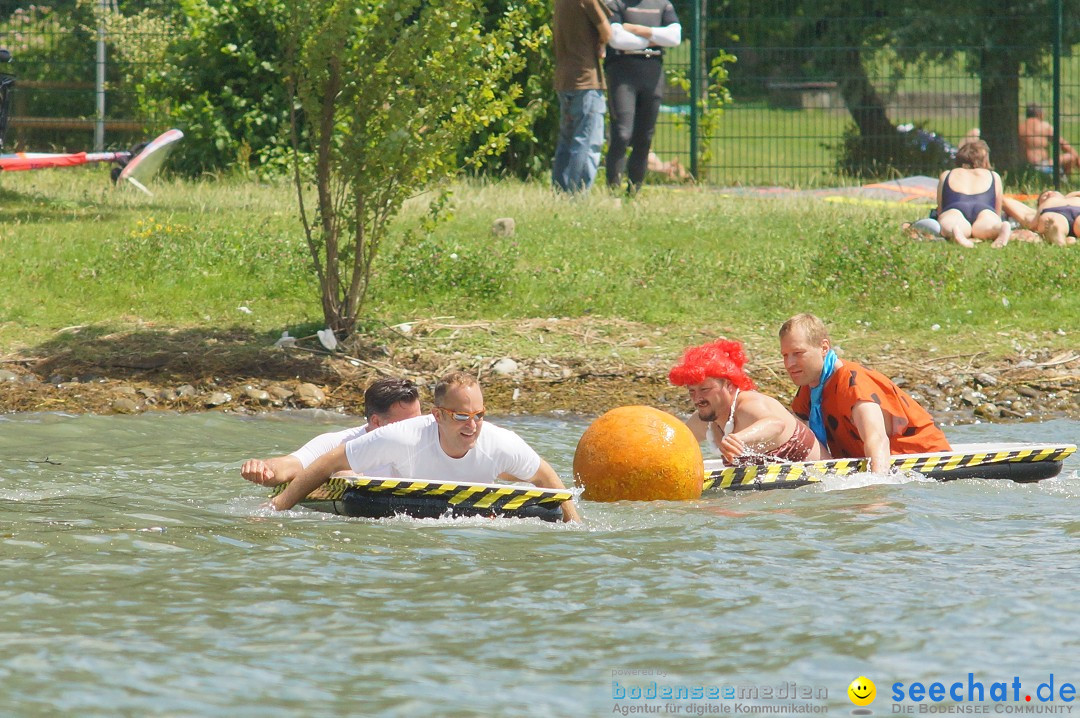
[[808, 349, 838, 446]]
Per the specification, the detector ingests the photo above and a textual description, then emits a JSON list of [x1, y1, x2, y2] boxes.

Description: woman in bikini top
[[935, 139, 1010, 249]]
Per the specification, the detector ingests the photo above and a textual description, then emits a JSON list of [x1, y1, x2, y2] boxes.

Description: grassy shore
[[0, 168, 1076, 416]]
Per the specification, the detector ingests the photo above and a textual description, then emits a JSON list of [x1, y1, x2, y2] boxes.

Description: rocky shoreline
[[1, 338, 1076, 424]]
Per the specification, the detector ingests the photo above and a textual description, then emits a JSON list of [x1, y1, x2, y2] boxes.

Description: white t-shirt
[[289, 424, 396, 478], [343, 414, 541, 483], [290, 425, 370, 468]]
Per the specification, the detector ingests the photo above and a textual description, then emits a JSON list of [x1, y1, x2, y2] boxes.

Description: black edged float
[[270, 475, 571, 522], [703, 443, 1077, 492]]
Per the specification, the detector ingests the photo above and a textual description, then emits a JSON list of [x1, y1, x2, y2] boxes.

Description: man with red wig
[[669, 339, 829, 466]]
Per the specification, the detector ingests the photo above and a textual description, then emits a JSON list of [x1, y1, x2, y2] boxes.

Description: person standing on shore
[[552, 0, 612, 194], [779, 314, 950, 474], [603, 0, 681, 193]]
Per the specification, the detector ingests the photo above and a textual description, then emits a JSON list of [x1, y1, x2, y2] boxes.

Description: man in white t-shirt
[[240, 377, 422, 487], [270, 371, 582, 522]]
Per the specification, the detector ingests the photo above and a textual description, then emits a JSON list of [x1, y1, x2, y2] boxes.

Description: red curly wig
[[668, 339, 756, 391]]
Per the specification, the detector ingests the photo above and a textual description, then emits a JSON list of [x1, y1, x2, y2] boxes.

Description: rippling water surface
[[1, 412, 1078, 716]]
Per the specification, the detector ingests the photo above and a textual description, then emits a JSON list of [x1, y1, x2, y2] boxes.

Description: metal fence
[[653, 0, 1080, 187], [4, 0, 1079, 187], [0, 0, 172, 152]]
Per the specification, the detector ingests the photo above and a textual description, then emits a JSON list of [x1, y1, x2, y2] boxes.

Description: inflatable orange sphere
[[573, 406, 703, 502]]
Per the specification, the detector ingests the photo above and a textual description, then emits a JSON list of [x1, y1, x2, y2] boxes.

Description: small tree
[[286, 0, 537, 336]]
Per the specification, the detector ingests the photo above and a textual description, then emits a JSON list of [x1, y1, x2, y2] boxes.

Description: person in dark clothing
[[935, 139, 1010, 249], [603, 0, 681, 192], [1003, 190, 1080, 247]]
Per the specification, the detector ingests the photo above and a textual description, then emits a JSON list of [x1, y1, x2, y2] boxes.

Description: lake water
[[1, 412, 1078, 716]]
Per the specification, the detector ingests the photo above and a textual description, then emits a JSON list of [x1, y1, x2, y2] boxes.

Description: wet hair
[[779, 313, 830, 346], [1026, 103, 1043, 119], [668, 339, 756, 391], [954, 139, 991, 169], [364, 377, 420, 419], [433, 371, 479, 406]]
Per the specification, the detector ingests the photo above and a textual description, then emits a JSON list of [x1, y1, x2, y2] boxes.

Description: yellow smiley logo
[[848, 676, 876, 706]]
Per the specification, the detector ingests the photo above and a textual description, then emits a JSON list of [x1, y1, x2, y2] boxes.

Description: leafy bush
[[135, 0, 295, 176], [462, 0, 556, 180]]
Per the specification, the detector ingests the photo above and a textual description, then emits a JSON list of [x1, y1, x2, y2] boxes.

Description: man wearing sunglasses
[[269, 371, 582, 522], [240, 377, 422, 487]]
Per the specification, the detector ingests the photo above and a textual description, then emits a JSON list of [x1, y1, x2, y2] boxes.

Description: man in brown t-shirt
[[552, 0, 611, 193]]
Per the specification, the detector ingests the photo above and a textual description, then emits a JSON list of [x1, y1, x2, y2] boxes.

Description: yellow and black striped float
[[270, 475, 572, 521], [703, 443, 1076, 492]]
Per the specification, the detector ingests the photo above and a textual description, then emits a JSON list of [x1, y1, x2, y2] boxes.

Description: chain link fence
[[3, 1, 1078, 186], [0, 0, 172, 151], [652, 0, 1080, 187]]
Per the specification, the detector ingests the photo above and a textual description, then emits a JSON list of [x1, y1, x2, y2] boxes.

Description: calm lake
[[1, 411, 1078, 716]]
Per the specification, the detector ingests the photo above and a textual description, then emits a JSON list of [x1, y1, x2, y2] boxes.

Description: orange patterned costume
[[792, 361, 950, 458]]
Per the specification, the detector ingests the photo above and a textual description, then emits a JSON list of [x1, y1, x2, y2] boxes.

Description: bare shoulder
[[739, 390, 787, 417]]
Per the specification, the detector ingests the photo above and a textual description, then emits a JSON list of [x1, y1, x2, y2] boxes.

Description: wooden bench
[[766, 81, 841, 110]]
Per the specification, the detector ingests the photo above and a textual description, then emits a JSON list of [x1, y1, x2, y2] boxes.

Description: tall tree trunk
[[838, 48, 895, 141], [979, 50, 1022, 171]]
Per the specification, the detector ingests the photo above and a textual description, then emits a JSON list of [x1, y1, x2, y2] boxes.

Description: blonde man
[[779, 314, 950, 474]]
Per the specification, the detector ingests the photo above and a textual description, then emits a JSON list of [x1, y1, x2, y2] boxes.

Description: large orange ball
[[573, 406, 703, 502]]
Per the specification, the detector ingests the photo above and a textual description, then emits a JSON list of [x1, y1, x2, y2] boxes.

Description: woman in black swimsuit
[[1002, 190, 1080, 247], [936, 139, 1010, 249]]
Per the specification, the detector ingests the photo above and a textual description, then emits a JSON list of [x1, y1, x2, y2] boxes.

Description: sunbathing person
[[1020, 103, 1080, 178], [936, 139, 1010, 249], [669, 339, 829, 466], [1003, 191, 1080, 247]]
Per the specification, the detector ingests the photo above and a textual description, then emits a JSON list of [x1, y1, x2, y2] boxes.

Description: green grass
[[2, 171, 1074, 364], [0, 169, 316, 343]]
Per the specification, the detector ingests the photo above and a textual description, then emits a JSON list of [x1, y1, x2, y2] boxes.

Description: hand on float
[[560, 501, 582, 523], [241, 459, 276, 486], [719, 433, 746, 465]]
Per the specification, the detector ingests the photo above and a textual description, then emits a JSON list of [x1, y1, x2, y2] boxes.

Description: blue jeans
[[552, 89, 605, 193]]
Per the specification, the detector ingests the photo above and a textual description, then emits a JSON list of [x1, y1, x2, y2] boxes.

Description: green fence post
[[1053, 0, 1062, 189], [689, 0, 701, 179]]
